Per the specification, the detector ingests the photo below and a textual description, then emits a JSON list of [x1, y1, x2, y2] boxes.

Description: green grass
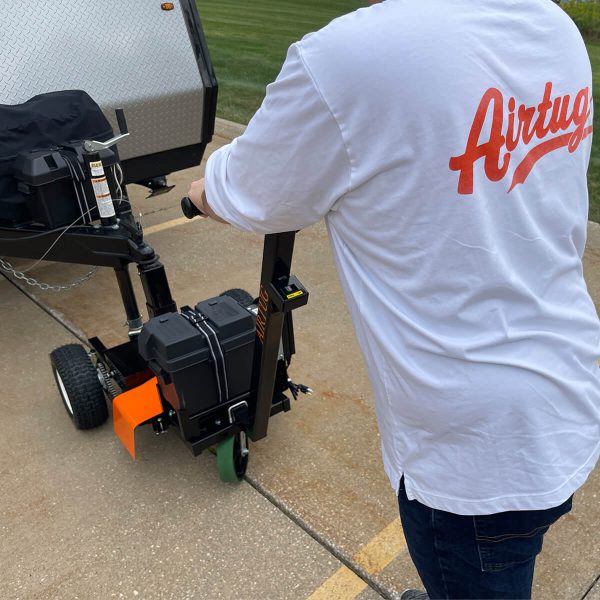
[[197, 1, 600, 222], [562, 1, 600, 41], [586, 42, 600, 223], [196, 0, 362, 124]]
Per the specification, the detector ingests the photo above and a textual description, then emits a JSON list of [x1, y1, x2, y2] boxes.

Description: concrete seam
[[243, 473, 394, 600], [0, 271, 89, 346], [581, 573, 600, 599]]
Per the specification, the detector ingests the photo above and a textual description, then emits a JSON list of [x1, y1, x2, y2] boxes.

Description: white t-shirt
[[205, 0, 600, 515]]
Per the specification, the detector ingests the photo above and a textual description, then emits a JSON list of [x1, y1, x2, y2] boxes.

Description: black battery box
[[138, 295, 256, 420], [13, 145, 120, 228], [0, 89, 114, 226]]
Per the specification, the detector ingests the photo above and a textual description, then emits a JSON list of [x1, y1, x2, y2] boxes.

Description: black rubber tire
[[220, 288, 254, 308], [50, 344, 108, 430]]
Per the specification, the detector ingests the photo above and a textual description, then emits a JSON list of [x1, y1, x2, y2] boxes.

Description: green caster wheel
[[216, 431, 249, 482]]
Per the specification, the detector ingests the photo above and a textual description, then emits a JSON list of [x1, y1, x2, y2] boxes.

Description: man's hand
[[188, 178, 208, 216], [187, 178, 229, 224]]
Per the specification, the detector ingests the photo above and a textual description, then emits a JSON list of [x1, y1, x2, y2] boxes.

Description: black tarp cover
[[0, 90, 112, 223]]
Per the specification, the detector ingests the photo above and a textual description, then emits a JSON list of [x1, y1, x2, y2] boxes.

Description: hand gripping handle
[[181, 196, 203, 220]]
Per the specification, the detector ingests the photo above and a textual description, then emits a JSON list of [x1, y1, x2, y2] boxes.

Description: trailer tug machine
[[0, 0, 311, 482]]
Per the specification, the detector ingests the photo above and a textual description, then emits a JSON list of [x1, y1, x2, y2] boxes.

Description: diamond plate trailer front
[[1, 0, 217, 187]]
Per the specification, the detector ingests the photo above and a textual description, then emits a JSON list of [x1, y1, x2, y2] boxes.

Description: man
[[188, 1, 600, 598]]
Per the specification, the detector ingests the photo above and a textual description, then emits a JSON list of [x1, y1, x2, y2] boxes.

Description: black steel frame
[[252, 232, 300, 441]]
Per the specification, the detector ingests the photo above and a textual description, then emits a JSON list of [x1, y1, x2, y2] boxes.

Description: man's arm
[[190, 43, 352, 234]]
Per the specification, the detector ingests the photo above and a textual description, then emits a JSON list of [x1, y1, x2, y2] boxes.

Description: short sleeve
[[204, 43, 351, 234]]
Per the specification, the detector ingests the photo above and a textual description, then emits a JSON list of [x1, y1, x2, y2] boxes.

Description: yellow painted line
[[355, 517, 406, 573], [307, 568, 366, 600], [143, 216, 194, 235], [307, 518, 406, 600]]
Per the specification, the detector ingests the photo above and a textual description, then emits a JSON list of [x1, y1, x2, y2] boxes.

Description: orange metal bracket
[[113, 377, 163, 459]]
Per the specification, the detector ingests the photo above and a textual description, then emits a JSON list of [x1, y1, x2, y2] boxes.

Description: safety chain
[[0, 257, 98, 292]]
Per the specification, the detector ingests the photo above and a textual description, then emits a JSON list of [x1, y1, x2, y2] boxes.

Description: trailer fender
[[113, 377, 163, 459]]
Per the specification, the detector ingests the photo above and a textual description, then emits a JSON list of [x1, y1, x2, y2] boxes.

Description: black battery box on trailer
[[0, 90, 114, 226], [13, 145, 120, 228], [138, 295, 256, 419]]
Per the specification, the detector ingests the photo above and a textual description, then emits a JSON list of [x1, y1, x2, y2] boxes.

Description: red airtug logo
[[449, 82, 593, 195]]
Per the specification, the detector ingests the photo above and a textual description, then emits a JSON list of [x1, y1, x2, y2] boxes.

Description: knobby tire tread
[[50, 344, 108, 430]]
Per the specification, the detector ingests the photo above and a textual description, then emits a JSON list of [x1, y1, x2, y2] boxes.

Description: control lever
[[84, 107, 130, 152], [181, 196, 204, 219]]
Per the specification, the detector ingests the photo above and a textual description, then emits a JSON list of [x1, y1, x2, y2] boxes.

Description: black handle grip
[[116, 108, 128, 135], [181, 196, 203, 219]]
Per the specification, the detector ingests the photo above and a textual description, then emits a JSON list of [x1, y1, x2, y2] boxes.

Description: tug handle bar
[[181, 196, 203, 220]]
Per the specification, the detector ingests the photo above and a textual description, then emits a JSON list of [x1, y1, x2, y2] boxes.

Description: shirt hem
[[387, 442, 599, 515]]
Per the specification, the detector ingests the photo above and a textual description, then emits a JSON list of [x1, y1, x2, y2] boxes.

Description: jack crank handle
[[181, 196, 203, 220]]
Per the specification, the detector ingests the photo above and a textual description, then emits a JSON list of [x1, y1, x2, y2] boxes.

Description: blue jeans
[[398, 478, 573, 599]]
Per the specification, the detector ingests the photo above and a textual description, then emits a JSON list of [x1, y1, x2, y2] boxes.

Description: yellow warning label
[[90, 161, 104, 177], [286, 290, 303, 300]]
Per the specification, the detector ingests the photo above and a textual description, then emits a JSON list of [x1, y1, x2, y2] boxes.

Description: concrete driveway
[[1, 119, 598, 600]]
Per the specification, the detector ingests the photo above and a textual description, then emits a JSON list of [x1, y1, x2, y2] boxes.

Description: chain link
[[0, 257, 98, 291], [96, 359, 121, 399]]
